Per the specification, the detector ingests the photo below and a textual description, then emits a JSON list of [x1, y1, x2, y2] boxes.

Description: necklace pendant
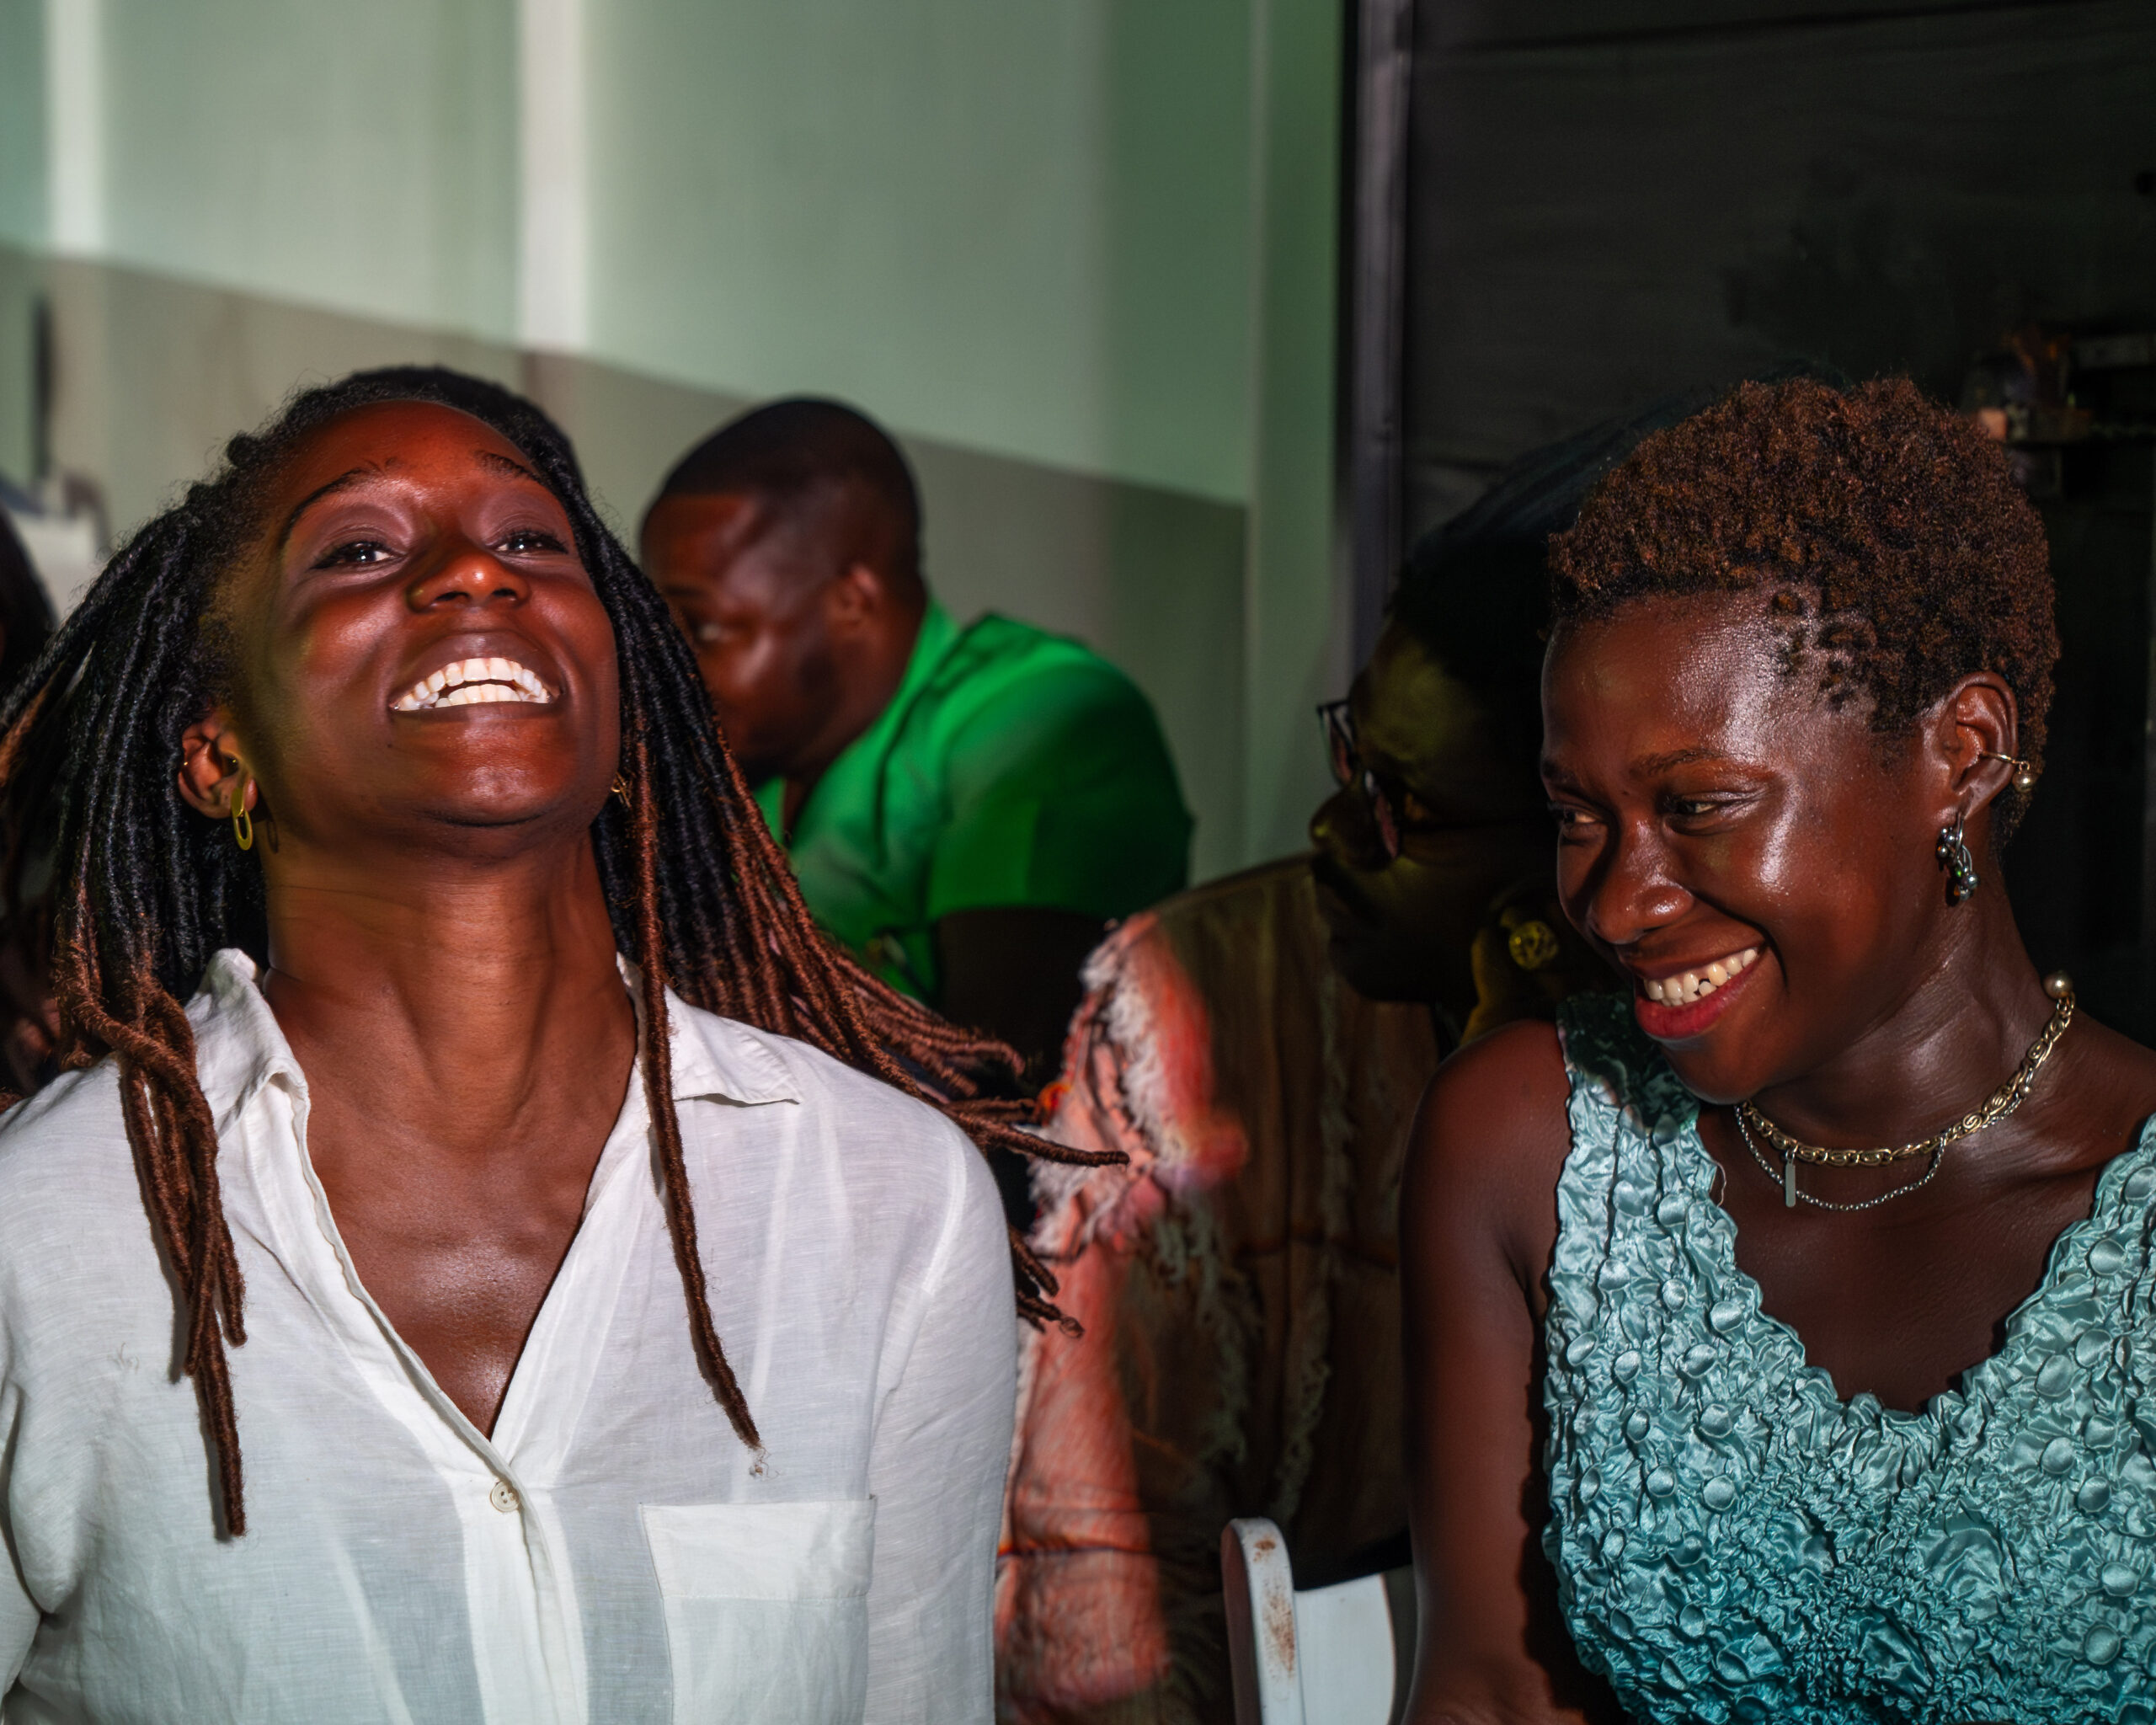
[[1784, 1153, 1798, 1208]]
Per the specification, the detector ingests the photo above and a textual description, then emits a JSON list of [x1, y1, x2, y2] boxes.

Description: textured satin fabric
[[1545, 993, 2156, 1724]]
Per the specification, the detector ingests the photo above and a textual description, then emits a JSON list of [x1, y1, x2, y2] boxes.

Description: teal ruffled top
[[1544, 993, 2156, 1724]]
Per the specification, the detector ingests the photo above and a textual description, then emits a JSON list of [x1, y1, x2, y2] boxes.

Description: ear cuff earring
[[1980, 750, 2038, 794], [1937, 811, 1977, 904]]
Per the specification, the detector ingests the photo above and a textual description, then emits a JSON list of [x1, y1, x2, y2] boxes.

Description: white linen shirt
[[0, 950, 1016, 1724]]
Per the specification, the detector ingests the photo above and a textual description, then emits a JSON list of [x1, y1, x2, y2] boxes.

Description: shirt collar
[[191, 950, 303, 1133], [645, 968, 800, 1108], [889, 598, 959, 717], [189, 948, 800, 1129]]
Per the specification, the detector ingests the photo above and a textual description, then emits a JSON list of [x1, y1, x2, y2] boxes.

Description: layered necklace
[[1735, 983, 2076, 1211]]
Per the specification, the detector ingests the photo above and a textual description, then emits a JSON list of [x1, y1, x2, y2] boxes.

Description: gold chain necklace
[[1737, 987, 2074, 1207]]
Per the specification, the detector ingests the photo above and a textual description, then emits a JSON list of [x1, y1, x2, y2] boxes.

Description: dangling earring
[[611, 772, 631, 804], [1936, 811, 1976, 904], [229, 763, 253, 852]]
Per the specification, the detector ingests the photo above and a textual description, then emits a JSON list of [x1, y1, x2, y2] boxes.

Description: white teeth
[[390, 655, 558, 713], [1642, 946, 1760, 1007]]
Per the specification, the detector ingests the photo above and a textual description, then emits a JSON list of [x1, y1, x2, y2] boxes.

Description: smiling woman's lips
[[1632, 951, 1764, 1041], [391, 655, 557, 712]]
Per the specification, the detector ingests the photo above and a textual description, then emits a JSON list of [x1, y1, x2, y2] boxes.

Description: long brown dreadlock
[[0, 368, 1110, 1537]]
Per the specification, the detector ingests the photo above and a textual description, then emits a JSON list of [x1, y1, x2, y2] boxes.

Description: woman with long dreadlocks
[[0, 368, 1080, 1723]]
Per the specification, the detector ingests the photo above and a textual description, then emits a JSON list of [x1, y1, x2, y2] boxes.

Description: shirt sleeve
[[0, 1372, 35, 1696], [925, 661, 1192, 925], [862, 1128, 1017, 1725]]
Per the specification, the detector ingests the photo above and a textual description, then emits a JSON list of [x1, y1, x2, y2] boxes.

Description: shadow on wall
[[0, 243, 1247, 884]]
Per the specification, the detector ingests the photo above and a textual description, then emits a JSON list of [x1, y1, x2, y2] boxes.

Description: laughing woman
[[0, 371, 1068, 1724], [1403, 377, 2156, 1724]]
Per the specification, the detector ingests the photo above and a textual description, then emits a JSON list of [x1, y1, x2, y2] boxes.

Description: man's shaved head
[[654, 397, 922, 594], [642, 398, 930, 789]]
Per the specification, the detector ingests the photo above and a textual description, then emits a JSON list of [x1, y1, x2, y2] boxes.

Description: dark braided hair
[[0, 368, 1101, 1536]]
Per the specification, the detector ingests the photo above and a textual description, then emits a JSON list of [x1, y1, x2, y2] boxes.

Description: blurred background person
[[643, 398, 1192, 1083], [990, 412, 1672, 1725]]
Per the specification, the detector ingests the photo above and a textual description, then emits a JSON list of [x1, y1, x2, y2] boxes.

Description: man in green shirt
[[641, 398, 1192, 1077]]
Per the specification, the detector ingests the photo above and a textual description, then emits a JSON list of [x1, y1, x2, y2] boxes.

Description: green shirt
[[756, 603, 1192, 1001]]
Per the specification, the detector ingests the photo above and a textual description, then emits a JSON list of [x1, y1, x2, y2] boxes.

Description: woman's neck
[[1748, 890, 2053, 1151], [256, 836, 637, 1153]]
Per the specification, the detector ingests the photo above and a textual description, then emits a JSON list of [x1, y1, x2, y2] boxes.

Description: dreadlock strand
[[622, 730, 762, 1455], [198, 1323, 248, 1537], [66, 967, 248, 1499], [0, 680, 53, 788], [146, 984, 248, 1348]]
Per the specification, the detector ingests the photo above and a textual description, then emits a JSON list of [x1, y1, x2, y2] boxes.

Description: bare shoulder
[[1404, 1019, 1577, 1294]]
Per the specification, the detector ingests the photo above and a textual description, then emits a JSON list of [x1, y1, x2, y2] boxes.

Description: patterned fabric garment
[[1544, 992, 2156, 1725], [998, 858, 1441, 1723]]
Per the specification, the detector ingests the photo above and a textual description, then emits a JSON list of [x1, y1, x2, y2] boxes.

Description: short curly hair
[[1549, 377, 2058, 835]]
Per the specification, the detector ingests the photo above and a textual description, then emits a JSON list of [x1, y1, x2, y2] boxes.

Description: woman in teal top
[[1401, 377, 2156, 1725]]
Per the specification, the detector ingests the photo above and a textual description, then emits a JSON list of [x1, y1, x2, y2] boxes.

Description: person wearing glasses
[[993, 414, 1654, 1721]]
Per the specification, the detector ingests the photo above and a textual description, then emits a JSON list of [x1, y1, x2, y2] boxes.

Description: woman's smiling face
[[1540, 591, 1960, 1103], [194, 399, 621, 859]]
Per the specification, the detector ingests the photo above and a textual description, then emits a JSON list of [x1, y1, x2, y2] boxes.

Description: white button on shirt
[[0, 951, 1016, 1724]]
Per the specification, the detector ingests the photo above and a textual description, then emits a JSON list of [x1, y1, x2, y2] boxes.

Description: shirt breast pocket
[[641, 1499, 877, 1725]]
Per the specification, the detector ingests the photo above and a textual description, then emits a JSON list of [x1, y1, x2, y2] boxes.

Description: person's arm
[[1399, 1022, 1625, 1725], [0, 1377, 36, 1701], [862, 1124, 1017, 1724]]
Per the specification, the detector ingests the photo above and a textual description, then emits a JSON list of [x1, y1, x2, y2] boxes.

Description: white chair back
[[1221, 1517, 1405, 1725]]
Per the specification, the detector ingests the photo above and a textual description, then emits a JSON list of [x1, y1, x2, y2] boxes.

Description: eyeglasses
[[1317, 698, 1403, 861]]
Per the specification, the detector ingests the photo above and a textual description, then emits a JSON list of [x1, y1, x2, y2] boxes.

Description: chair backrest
[[1221, 1518, 1406, 1725]]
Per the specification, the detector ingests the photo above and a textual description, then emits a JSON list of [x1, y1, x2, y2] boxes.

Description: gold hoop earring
[[230, 768, 253, 852], [611, 772, 631, 804]]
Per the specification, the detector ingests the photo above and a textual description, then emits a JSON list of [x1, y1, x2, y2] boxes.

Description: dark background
[[1358, 0, 2156, 1033]]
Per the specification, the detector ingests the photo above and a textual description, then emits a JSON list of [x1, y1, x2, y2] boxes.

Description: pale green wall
[[1242, 0, 1345, 860], [586, 0, 1254, 502], [22, 0, 1262, 506], [0, 1, 42, 481], [0, 0, 1344, 869], [99, 0, 520, 341], [0, 2, 42, 250]]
